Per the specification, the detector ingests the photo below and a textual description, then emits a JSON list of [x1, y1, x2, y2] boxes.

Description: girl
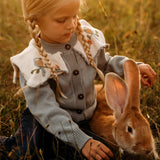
[[0, 0, 156, 159]]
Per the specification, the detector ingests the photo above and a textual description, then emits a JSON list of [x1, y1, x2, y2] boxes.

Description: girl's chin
[[61, 37, 71, 43]]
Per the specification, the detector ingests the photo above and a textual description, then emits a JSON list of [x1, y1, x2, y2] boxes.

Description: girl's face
[[37, 1, 80, 44]]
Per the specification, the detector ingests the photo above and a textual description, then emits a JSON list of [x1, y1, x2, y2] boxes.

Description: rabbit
[[90, 59, 159, 159]]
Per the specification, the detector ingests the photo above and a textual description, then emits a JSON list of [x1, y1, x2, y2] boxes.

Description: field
[[0, 0, 160, 159]]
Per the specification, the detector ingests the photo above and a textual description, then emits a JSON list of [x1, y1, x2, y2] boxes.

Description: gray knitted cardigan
[[10, 19, 128, 151]]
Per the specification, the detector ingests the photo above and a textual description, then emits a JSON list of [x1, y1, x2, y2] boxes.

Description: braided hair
[[27, 19, 67, 100], [26, 17, 104, 100], [22, 0, 105, 100], [76, 20, 105, 83]]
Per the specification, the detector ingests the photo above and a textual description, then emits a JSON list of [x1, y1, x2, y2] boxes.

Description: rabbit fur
[[90, 59, 159, 159]]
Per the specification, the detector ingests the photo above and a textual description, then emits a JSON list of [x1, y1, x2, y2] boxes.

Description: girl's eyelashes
[[56, 15, 78, 24], [56, 18, 66, 23]]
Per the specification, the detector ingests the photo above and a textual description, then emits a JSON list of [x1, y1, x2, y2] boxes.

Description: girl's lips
[[64, 33, 72, 38]]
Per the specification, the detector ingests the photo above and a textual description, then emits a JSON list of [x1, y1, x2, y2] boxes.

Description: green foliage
[[0, 0, 160, 159]]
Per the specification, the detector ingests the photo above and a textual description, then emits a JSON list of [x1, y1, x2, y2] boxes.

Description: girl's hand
[[138, 64, 156, 87], [82, 139, 114, 160]]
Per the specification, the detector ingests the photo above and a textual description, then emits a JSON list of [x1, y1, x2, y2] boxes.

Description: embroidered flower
[[84, 27, 100, 45], [31, 58, 46, 76], [84, 28, 93, 34], [35, 58, 44, 67], [87, 39, 93, 45], [95, 30, 99, 37], [32, 58, 64, 76], [87, 34, 92, 40], [55, 64, 60, 70], [54, 64, 61, 73]]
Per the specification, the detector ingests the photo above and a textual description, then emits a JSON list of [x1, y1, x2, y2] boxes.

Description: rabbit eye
[[128, 126, 133, 133]]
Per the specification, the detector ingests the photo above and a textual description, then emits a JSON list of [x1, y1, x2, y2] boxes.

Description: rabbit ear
[[123, 59, 140, 108], [105, 73, 129, 120]]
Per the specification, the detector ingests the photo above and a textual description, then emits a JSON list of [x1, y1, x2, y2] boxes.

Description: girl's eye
[[56, 19, 66, 23], [56, 15, 77, 23]]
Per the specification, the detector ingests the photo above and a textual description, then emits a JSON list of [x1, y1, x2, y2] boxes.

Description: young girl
[[0, 0, 156, 159]]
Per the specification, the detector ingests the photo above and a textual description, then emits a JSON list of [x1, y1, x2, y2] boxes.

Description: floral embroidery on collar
[[83, 27, 110, 51], [31, 58, 46, 76], [54, 64, 63, 75], [84, 28, 100, 39], [83, 28, 101, 48], [31, 58, 62, 76]]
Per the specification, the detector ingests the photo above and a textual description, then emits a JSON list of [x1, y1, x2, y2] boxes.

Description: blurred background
[[0, 0, 160, 158]]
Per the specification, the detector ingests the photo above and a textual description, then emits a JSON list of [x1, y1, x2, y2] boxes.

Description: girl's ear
[[105, 73, 129, 120], [32, 18, 39, 26]]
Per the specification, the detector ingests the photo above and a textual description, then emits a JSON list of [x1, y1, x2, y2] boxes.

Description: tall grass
[[82, 0, 160, 157], [0, 0, 29, 135], [0, 0, 160, 159]]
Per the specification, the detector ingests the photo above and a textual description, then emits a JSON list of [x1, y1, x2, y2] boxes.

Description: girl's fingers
[[139, 64, 156, 87], [82, 139, 114, 160], [91, 143, 113, 160], [148, 67, 156, 85], [100, 143, 114, 158], [94, 154, 102, 160], [141, 76, 151, 86], [96, 148, 109, 159], [95, 154, 109, 160], [91, 151, 110, 160]]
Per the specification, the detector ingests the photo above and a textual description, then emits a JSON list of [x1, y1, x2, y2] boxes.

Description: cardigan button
[[76, 109, 82, 114], [73, 70, 79, 76], [78, 94, 84, 100], [65, 44, 71, 50]]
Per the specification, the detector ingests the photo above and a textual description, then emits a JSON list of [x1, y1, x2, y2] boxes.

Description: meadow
[[0, 0, 160, 159]]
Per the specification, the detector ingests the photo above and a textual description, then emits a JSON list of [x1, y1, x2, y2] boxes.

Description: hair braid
[[27, 19, 67, 100], [76, 20, 105, 83]]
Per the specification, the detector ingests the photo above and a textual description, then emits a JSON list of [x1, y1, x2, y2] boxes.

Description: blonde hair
[[76, 20, 105, 83], [21, 0, 104, 100]]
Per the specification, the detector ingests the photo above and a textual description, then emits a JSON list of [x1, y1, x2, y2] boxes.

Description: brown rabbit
[[90, 59, 159, 159]]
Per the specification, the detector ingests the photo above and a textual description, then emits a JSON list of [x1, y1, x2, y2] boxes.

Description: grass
[[0, 0, 160, 159]]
